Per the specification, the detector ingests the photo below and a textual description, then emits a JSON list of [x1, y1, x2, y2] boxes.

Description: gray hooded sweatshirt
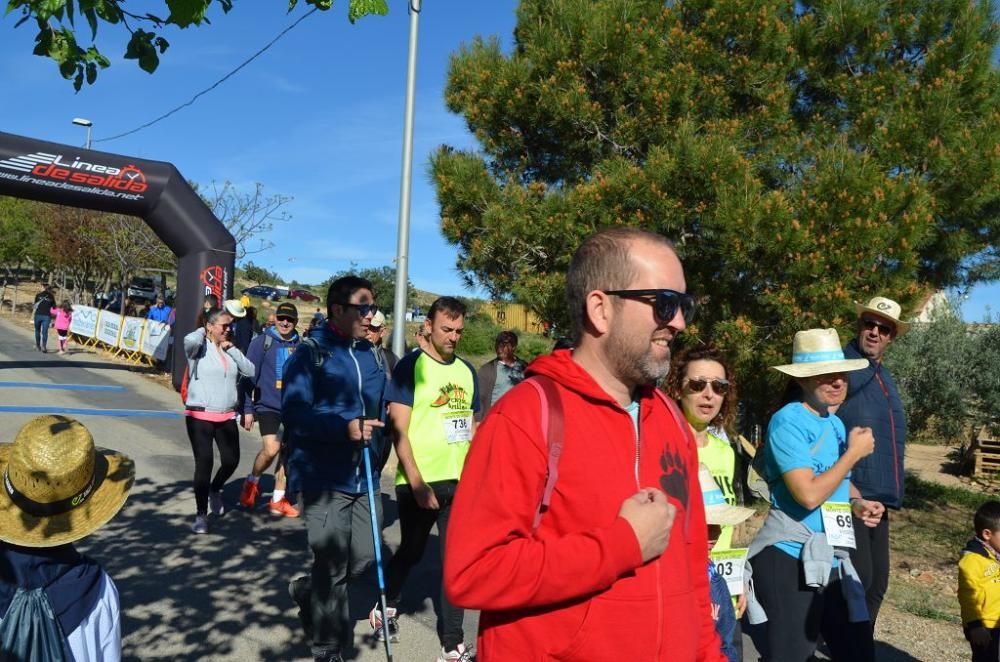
[[184, 328, 255, 413]]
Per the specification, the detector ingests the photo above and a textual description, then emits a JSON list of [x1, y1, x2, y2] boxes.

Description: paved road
[[0, 314, 475, 661]]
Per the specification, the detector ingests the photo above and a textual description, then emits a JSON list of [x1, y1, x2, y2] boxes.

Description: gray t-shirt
[[490, 359, 526, 404]]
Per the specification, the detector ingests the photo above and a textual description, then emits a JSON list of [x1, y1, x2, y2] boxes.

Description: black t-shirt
[[33, 291, 55, 316]]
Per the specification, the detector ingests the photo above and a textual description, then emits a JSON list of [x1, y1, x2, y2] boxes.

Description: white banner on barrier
[[97, 314, 122, 347], [118, 316, 145, 352], [69, 305, 99, 338], [141, 320, 171, 361]]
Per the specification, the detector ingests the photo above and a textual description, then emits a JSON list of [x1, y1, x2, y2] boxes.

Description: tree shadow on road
[[76, 476, 426, 661]]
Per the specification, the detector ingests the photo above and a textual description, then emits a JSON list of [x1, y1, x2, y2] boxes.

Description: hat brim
[[771, 358, 869, 378], [705, 504, 756, 526], [854, 304, 909, 336], [0, 446, 135, 548]]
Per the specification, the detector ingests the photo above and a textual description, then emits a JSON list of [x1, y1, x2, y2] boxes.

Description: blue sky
[[0, 1, 995, 320]]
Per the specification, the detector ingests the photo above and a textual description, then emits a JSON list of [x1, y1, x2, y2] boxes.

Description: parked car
[[241, 285, 281, 301], [126, 277, 156, 302], [288, 288, 320, 302]]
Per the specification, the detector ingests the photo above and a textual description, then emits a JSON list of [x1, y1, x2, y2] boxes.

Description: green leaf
[[59, 58, 75, 79], [85, 61, 96, 84], [154, 36, 169, 54], [165, 0, 211, 28], [287, 0, 298, 11], [73, 69, 83, 91], [348, 0, 387, 24], [84, 8, 97, 37]]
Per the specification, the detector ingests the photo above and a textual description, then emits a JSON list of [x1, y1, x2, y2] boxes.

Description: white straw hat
[[699, 466, 755, 526], [854, 296, 909, 336], [771, 328, 869, 378], [223, 299, 247, 318]]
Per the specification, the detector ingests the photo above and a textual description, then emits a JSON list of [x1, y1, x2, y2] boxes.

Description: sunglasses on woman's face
[[684, 378, 729, 395], [601, 289, 696, 325]]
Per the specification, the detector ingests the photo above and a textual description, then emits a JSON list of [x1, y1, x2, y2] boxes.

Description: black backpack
[[0, 584, 73, 662]]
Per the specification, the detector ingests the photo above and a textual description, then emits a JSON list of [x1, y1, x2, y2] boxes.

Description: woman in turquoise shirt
[[752, 328, 875, 662]]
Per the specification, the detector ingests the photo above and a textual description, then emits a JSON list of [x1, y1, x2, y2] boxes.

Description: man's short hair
[[974, 501, 1000, 536], [428, 296, 467, 322], [565, 227, 676, 342], [495, 330, 518, 349], [326, 276, 374, 315]]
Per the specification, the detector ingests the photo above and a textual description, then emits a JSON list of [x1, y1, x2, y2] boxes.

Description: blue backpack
[[0, 584, 73, 662]]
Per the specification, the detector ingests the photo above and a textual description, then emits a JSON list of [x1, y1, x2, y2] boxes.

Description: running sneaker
[[209, 490, 225, 516], [191, 515, 208, 534], [239, 479, 259, 509], [268, 498, 300, 518], [437, 643, 473, 661], [368, 603, 399, 643]]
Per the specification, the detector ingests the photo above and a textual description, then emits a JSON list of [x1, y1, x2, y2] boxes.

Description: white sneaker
[[437, 643, 473, 662], [368, 602, 399, 642], [209, 491, 225, 516], [191, 515, 208, 534]]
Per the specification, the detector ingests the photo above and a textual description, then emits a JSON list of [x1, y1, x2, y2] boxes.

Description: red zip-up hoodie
[[445, 350, 725, 661]]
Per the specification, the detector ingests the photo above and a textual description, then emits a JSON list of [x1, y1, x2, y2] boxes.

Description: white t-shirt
[[65, 571, 120, 662]]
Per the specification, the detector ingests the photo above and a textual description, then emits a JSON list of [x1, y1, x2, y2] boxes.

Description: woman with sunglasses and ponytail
[[666, 344, 747, 659], [183, 306, 255, 534]]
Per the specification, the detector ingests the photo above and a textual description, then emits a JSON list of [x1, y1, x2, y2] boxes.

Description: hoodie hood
[[527, 349, 656, 408], [963, 537, 998, 560]]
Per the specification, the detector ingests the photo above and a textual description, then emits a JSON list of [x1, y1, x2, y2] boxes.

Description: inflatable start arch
[[0, 131, 236, 388]]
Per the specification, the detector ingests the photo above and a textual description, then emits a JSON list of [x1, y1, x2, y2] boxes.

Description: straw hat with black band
[[0, 415, 135, 548]]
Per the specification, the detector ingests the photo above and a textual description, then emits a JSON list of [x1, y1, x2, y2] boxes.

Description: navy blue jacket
[[242, 327, 300, 415], [282, 325, 387, 494], [836, 339, 908, 509]]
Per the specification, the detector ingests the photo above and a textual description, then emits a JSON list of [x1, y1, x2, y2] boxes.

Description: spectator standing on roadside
[[378, 297, 479, 661], [444, 228, 722, 661], [51, 300, 73, 355], [0, 415, 135, 662], [476, 330, 527, 420], [959, 501, 1000, 662], [147, 297, 172, 324], [835, 296, 908, 633], [32, 284, 56, 352], [239, 302, 302, 517], [282, 276, 387, 662]]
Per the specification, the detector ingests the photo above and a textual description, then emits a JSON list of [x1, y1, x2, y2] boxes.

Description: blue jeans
[[33, 314, 51, 349]]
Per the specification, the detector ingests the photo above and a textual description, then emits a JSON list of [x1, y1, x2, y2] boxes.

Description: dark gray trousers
[[304, 489, 382, 657]]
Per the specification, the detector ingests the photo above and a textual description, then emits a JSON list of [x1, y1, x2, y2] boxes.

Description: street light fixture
[[71, 117, 92, 150]]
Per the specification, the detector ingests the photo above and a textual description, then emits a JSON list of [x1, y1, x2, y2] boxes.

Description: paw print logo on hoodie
[[659, 446, 689, 510]]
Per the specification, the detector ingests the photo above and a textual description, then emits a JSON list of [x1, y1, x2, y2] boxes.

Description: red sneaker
[[239, 479, 259, 509], [268, 498, 300, 518]]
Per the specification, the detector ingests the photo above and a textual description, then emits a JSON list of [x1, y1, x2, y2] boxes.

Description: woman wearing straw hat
[[0, 415, 135, 661], [744, 328, 876, 662], [184, 305, 255, 534]]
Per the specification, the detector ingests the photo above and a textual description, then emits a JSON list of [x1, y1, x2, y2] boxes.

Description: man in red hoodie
[[444, 227, 726, 661]]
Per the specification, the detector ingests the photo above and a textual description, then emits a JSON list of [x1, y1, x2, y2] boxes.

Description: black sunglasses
[[276, 316, 296, 323], [335, 302, 378, 317], [602, 289, 696, 325], [861, 318, 894, 336], [685, 378, 730, 396]]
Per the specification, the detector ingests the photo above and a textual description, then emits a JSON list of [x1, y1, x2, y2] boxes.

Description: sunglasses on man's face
[[602, 289, 696, 325], [862, 318, 894, 336], [685, 378, 729, 395], [276, 316, 296, 324], [336, 302, 378, 317]]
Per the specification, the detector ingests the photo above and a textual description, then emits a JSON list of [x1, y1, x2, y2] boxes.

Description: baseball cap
[[370, 311, 387, 328], [275, 302, 299, 320]]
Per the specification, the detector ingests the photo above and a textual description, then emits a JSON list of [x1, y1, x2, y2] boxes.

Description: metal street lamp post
[[71, 117, 92, 150]]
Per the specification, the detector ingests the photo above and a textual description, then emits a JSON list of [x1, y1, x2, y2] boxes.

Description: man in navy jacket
[[281, 276, 387, 662], [837, 296, 909, 630]]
